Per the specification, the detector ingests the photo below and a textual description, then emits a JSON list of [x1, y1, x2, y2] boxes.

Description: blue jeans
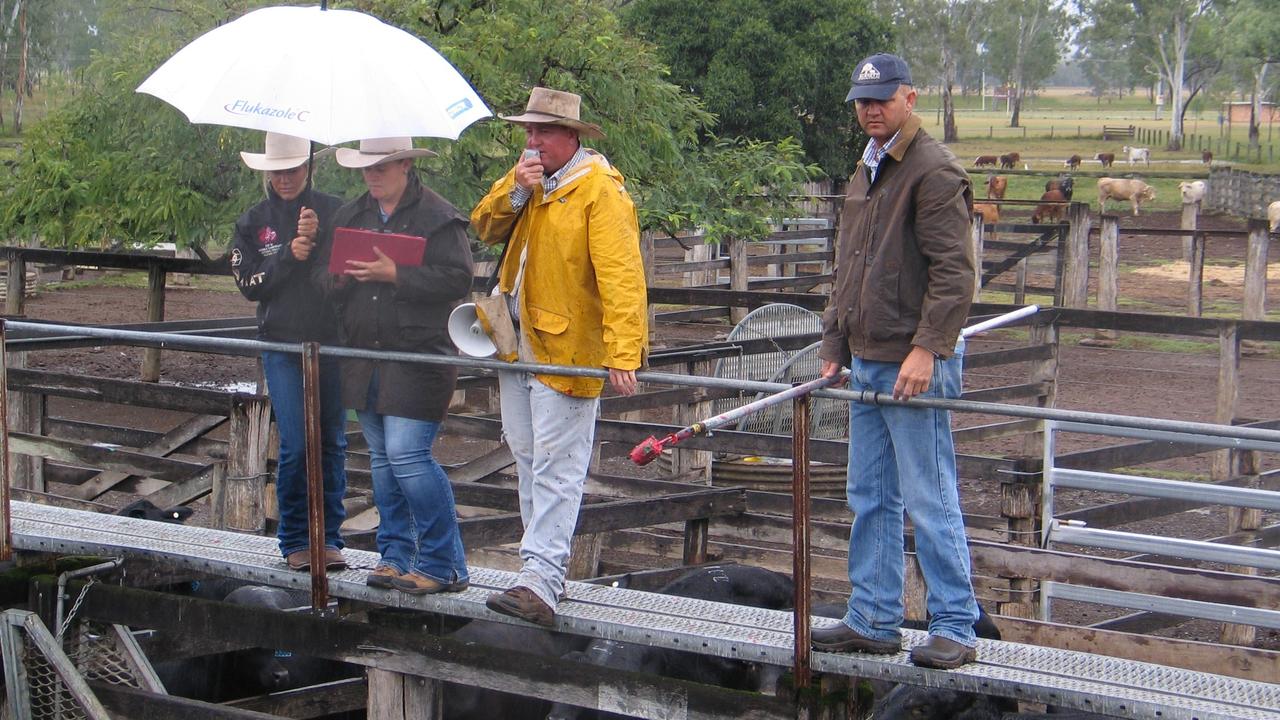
[[357, 404, 468, 585], [261, 350, 348, 557], [841, 339, 979, 647]]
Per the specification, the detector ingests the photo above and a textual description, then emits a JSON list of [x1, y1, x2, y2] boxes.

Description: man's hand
[[514, 150, 544, 190], [344, 246, 397, 283], [290, 235, 314, 261], [608, 367, 638, 396], [820, 360, 849, 388], [892, 346, 936, 400]]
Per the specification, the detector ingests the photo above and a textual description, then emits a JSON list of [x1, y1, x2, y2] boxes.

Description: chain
[[56, 577, 97, 643]]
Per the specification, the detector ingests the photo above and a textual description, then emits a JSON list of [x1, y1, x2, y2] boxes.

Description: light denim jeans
[[261, 350, 347, 557], [498, 371, 600, 609], [841, 338, 979, 647], [357, 397, 468, 585]]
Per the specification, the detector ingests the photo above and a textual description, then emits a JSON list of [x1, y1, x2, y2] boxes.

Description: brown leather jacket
[[819, 114, 974, 366]]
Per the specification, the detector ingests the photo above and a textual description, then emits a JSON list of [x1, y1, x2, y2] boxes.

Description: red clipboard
[[328, 227, 427, 275]]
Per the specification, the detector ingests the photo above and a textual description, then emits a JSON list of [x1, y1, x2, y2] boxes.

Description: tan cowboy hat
[[335, 137, 436, 169], [499, 87, 605, 139], [240, 132, 331, 172]]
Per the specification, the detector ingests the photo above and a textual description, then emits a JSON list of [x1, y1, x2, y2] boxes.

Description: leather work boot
[[485, 586, 554, 627], [909, 635, 977, 669], [391, 572, 470, 595], [810, 623, 902, 654], [365, 565, 404, 589], [285, 550, 311, 572], [324, 547, 348, 571]]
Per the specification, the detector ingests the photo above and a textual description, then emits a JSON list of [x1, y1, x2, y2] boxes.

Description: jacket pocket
[[527, 305, 570, 334]]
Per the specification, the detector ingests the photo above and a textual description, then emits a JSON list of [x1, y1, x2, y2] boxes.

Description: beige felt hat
[[335, 137, 436, 169], [499, 87, 605, 139], [240, 132, 326, 172]]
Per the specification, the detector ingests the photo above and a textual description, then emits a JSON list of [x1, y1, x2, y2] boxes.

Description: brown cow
[[1202, 150, 1213, 165], [1095, 152, 1115, 167], [986, 175, 1007, 199], [974, 155, 998, 167], [1097, 177, 1156, 215], [999, 152, 1021, 169], [1031, 189, 1067, 224], [972, 202, 1000, 225], [1065, 154, 1082, 170]]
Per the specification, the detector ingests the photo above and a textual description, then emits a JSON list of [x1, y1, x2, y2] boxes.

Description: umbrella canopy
[[137, 5, 490, 146]]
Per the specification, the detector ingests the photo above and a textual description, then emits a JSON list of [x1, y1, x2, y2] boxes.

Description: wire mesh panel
[[1, 610, 111, 720], [712, 305, 846, 441], [65, 620, 165, 693]]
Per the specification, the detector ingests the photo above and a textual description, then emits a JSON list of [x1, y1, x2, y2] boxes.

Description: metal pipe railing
[[8, 319, 1280, 447]]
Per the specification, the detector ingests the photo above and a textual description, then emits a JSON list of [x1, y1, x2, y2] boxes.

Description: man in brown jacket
[[810, 53, 981, 670]]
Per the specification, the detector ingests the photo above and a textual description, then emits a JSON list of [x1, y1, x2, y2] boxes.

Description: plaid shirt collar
[[861, 129, 902, 183]]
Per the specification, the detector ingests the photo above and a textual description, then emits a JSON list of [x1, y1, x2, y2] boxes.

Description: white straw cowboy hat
[[240, 132, 331, 171], [499, 87, 605, 139], [335, 137, 436, 169]]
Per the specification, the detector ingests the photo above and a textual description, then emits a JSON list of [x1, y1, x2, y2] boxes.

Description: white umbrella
[[136, 5, 490, 145]]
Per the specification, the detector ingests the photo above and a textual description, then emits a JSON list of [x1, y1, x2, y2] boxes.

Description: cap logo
[[858, 63, 881, 82]]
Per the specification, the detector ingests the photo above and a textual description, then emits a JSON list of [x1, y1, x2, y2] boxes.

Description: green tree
[[1224, 0, 1280, 149], [621, 0, 890, 177], [983, 0, 1071, 127]]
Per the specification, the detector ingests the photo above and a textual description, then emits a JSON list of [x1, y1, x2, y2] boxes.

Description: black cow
[[116, 499, 193, 523], [154, 585, 357, 703], [546, 565, 795, 720], [444, 619, 588, 720]]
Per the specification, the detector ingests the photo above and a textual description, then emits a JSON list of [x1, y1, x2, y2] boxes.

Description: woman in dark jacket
[[314, 136, 473, 594], [232, 132, 348, 572]]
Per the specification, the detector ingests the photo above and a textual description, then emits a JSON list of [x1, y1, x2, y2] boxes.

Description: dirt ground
[[11, 208, 1280, 651]]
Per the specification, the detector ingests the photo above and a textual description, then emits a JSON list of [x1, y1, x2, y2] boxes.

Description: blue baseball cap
[[846, 53, 913, 102]]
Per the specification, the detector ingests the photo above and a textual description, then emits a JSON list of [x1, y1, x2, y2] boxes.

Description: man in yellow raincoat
[[472, 87, 648, 626]]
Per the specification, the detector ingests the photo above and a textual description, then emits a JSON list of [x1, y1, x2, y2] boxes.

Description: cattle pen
[[0, 197, 1279, 720]]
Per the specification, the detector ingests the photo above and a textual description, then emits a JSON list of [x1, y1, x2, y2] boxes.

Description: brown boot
[[324, 547, 347, 571], [365, 565, 404, 589], [485, 586, 554, 626], [391, 572, 469, 595], [285, 550, 311, 572], [909, 635, 977, 669]]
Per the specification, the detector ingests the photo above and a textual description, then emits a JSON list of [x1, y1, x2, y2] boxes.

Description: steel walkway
[[10, 501, 1279, 720]]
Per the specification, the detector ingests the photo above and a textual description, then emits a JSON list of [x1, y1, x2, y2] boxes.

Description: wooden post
[[1062, 203, 1092, 308], [1021, 321, 1059, 457], [4, 250, 25, 316], [367, 669, 440, 720], [640, 232, 656, 349], [141, 262, 166, 383], [998, 457, 1041, 619], [221, 395, 271, 534], [1014, 259, 1027, 305], [2, 251, 42, 491], [1211, 324, 1257, 645], [683, 239, 714, 290], [1094, 215, 1119, 343], [1222, 446, 1261, 646], [970, 216, 985, 303], [1187, 230, 1205, 317], [1180, 200, 1199, 265], [728, 237, 748, 325], [671, 359, 713, 485], [566, 532, 603, 579], [1243, 218, 1270, 354]]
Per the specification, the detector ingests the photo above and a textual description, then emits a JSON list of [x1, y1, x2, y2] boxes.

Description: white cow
[[1122, 145, 1151, 166], [1269, 200, 1280, 232], [1179, 180, 1207, 204], [1098, 177, 1156, 216]]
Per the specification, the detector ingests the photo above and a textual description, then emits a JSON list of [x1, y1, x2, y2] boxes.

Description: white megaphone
[[448, 303, 498, 358]]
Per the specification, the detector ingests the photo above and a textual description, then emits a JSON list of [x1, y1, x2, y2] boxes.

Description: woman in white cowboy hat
[[313, 137, 473, 595], [231, 132, 348, 573]]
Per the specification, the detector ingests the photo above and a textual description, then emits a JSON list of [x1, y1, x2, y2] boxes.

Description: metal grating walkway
[[10, 501, 1279, 720]]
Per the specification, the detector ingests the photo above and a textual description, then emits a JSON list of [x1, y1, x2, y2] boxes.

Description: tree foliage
[[0, 0, 821, 250], [984, 0, 1071, 127], [620, 0, 890, 178]]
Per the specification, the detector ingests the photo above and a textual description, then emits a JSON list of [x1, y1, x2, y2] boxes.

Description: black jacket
[[314, 173, 474, 422], [231, 186, 344, 343]]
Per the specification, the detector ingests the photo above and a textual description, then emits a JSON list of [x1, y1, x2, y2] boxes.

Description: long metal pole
[[301, 342, 328, 612], [9, 321, 1280, 447], [791, 393, 812, 689], [0, 321, 10, 562]]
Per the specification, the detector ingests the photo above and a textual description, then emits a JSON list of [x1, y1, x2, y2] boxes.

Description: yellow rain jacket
[[471, 151, 648, 398]]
